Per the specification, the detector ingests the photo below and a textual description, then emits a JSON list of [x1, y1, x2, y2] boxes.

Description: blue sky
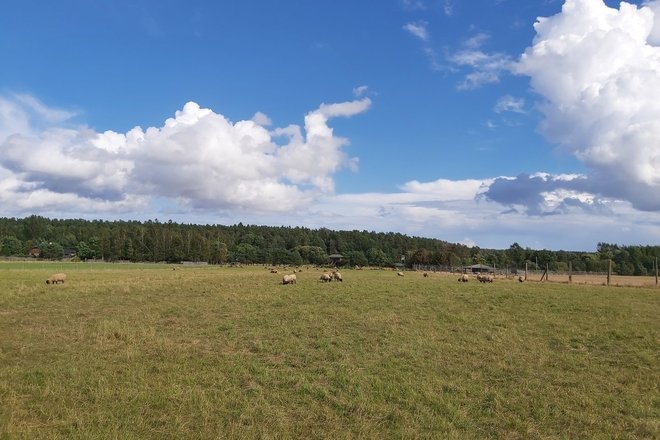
[[1, 0, 659, 251]]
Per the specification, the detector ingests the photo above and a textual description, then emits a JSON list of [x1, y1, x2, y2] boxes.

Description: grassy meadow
[[0, 262, 658, 439]]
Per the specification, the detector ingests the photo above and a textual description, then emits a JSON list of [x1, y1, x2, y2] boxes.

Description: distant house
[[466, 264, 494, 274], [63, 248, 77, 259], [328, 253, 343, 266], [29, 246, 40, 258]]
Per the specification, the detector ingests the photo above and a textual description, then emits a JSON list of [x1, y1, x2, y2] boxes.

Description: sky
[[1, 0, 659, 251]]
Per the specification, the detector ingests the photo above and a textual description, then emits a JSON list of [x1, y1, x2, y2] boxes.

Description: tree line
[[0, 215, 658, 275]]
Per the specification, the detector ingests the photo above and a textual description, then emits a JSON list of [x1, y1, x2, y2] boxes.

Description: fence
[[412, 259, 659, 288]]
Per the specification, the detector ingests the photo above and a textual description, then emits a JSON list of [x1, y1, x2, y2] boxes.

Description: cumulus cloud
[[482, 173, 611, 215], [276, 98, 371, 189], [644, 0, 660, 44], [0, 95, 371, 216], [0, 95, 76, 144], [1, 93, 655, 250], [400, 178, 488, 200], [251, 111, 272, 126], [515, 0, 660, 211]]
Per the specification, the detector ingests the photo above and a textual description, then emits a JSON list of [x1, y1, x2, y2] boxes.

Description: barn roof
[[466, 264, 494, 270]]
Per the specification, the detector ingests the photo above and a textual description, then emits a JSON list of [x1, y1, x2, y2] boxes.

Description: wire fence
[[411, 264, 659, 287]]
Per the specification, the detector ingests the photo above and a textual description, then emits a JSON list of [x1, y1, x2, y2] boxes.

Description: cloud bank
[[1, 1, 659, 250], [508, 0, 660, 212], [0, 95, 371, 216], [441, 1, 659, 214], [289, 177, 660, 251], [0, 91, 657, 250]]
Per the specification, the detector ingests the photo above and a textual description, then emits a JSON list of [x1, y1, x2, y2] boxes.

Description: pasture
[[1, 262, 658, 439]]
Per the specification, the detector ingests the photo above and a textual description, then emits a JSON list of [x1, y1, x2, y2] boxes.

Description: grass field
[[499, 272, 659, 288], [1, 262, 658, 439]]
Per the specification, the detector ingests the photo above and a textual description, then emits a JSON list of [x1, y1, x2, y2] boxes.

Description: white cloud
[[515, 0, 660, 211], [403, 21, 430, 42], [275, 98, 371, 191], [353, 85, 369, 97], [444, 32, 514, 89], [483, 172, 606, 215], [449, 49, 513, 89], [494, 95, 526, 113], [463, 33, 490, 49], [0, 95, 76, 143], [13, 94, 76, 123], [403, 20, 443, 72], [401, 0, 426, 11], [0, 95, 371, 216], [251, 111, 272, 126], [646, 1, 660, 44], [1, 94, 656, 250], [315, 98, 371, 119], [297, 175, 660, 250], [1, 63, 658, 251], [400, 178, 488, 200]]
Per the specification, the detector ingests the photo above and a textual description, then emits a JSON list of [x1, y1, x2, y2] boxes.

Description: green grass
[[1, 263, 658, 439]]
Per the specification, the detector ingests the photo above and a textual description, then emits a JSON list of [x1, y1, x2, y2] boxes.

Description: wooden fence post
[[569, 261, 572, 284], [525, 262, 528, 281], [546, 264, 549, 282], [607, 259, 612, 286], [655, 257, 658, 286]]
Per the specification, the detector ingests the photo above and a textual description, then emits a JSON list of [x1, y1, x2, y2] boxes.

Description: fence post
[[655, 257, 658, 286], [525, 262, 528, 281], [569, 261, 572, 284], [607, 259, 612, 286], [546, 264, 549, 282]]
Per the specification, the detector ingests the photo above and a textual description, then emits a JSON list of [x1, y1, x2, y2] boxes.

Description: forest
[[0, 215, 658, 275]]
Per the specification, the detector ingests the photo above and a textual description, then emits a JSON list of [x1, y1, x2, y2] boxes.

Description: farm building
[[29, 246, 40, 258], [328, 253, 343, 266], [466, 264, 494, 274]]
